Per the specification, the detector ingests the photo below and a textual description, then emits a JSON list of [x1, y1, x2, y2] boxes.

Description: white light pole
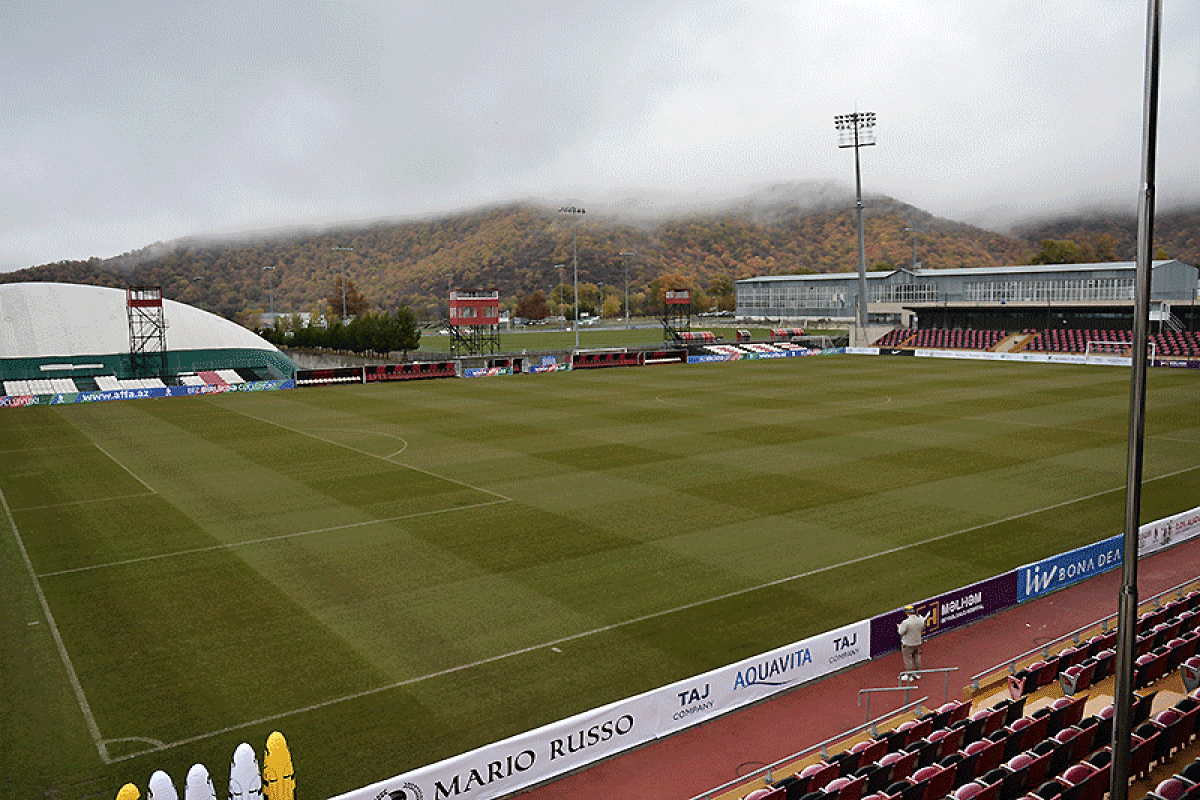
[[554, 264, 565, 323], [619, 251, 635, 325], [904, 227, 922, 270], [835, 112, 876, 340], [558, 206, 585, 348], [331, 246, 354, 319]]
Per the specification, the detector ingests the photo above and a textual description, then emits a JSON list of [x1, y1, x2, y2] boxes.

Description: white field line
[[37, 499, 510, 578], [307, 427, 409, 458], [229, 409, 512, 502], [35, 410, 510, 577], [13, 491, 157, 513], [1147, 433, 1200, 444], [0, 486, 110, 763], [821, 395, 895, 408], [0, 442, 92, 455], [107, 460, 1200, 760], [959, 415, 1200, 446], [91, 442, 158, 493]]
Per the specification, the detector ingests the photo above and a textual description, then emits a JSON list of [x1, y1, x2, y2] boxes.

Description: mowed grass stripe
[[4, 358, 1198, 799], [39, 545, 392, 757]]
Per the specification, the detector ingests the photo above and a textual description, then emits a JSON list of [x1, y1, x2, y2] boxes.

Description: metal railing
[[968, 577, 1198, 691], [858, 667, 958, 722], [686, 697, 928, 800]]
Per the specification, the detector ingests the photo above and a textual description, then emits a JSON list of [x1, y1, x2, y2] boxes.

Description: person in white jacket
[[897, 604, 928, 681]]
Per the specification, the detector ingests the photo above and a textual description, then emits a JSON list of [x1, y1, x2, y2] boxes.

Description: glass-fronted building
[[736, 261, 1199, 330]]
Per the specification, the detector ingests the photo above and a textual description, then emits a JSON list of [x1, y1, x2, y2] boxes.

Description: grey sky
[[2, 0, 1197, 272]]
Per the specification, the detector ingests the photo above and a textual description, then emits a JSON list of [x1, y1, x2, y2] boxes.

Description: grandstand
[[0, 282, 294, 399], [871, 327, 1200, 363]]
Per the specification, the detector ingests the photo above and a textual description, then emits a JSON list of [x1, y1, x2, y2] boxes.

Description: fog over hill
[[2, 183, 1196, 323]]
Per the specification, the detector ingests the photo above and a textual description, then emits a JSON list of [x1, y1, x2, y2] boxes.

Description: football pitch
[[2, 356, 1198, 798]]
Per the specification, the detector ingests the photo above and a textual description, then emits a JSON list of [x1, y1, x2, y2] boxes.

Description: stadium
[[1, 280, 1199, 800]]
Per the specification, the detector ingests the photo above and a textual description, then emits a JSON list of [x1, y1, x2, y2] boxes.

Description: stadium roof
[[0, 282, 282, 361], [737, 260, 1189, 283]]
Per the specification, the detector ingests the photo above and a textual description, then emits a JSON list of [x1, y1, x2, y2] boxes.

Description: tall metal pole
[[1110, 3, 1161, 799], [905, 227, 921, 270], [853, 133, 868, 330], [573, 231, 579, 348], [835, 113, 876, 342], [554, 264, 565, 320], [620, 251, 635, 325], [331, 246, 353, 319], [558, 206, 586, 348]]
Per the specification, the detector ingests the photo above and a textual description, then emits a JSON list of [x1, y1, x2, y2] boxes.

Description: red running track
[[515, 536, 1200, 800]]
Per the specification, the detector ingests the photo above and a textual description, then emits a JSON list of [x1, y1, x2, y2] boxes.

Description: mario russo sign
[[333, 620, 870, 800]]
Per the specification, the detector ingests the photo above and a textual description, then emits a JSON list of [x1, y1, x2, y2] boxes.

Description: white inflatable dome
[[0, 282, 292, 380]]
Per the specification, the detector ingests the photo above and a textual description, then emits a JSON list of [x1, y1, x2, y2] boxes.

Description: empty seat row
[[1011, 597, 1200, 699], [1144, 755, 1200, 800], [948, 688, 1200, 800], [2, 377, 81, 395], [751, 684, 1190, 800], [743, 602, 1200, 800]]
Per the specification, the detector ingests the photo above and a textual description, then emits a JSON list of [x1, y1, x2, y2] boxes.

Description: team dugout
[[735, 260, 1199, 331]]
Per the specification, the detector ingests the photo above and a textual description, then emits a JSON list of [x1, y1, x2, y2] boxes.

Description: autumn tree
[[324, 277, 369, 320], [516, 291, 551, 320], [708, 274, 735, 312], [1023, 236, 1118, 265]]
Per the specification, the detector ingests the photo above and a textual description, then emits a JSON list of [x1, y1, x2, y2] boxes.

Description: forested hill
[[3, 191, 1197, 322]]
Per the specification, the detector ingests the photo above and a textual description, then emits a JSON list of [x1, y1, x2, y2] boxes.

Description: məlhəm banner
[[869, 572, 1019, 659]]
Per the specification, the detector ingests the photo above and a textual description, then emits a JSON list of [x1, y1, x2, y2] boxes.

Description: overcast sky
[[2, 0, 1197, 272]]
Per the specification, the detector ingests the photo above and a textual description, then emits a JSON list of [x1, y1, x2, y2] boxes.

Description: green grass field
[[2, 356, 1198, 798]]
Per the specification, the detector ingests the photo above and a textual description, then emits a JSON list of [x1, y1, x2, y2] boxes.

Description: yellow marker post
[[262, 731, 295, 800]]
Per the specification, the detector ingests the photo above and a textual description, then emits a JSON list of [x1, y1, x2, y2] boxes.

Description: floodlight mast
[[835, 112, 876, 338], [1110, 3, 1162, 799], [619, 251, 636, 323], [558, 206, 585, 348]]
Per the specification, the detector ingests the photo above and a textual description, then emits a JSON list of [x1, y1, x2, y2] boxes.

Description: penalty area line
[[13, 491, 158, 513], [116, 462, 1200, 757], [38, 498, 512, 578], [91, 443, 158, 494], [0, 486, 110, 763]]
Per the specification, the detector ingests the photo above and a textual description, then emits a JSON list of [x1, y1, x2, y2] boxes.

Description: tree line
[[259, 306, 421, 357]]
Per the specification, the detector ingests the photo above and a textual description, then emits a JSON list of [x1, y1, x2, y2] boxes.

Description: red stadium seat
[[743, 788, 786, 800]]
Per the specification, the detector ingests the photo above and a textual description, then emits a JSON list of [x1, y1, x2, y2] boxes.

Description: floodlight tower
[[619, 251, 636, 324], [904, 227, 922, 270], [835, 111, 876, 338], [558, 206, 585, 348]]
